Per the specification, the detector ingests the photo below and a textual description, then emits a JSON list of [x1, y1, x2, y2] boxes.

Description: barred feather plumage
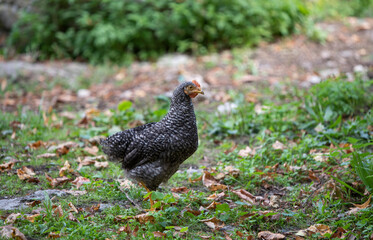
[[100, 81, 201, 190]]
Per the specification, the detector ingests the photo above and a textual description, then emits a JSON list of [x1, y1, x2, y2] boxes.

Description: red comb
[[192, 80, 201, 88]]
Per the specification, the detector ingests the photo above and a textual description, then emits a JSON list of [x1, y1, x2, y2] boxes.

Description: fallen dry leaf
[[225, 166, 240, 178], [37, 153, 57, 159], [48, 232, 62, 238], [307, 224, 332, 237], [133, 212, 155, 224], [201, 217, 224, 231], [59, 161, 75, 176], [153, 231, 167, 237], [206, 201, 221, 210], [202, 171, 227, 191], [331, 227, 347, 239], [45, 173, 71, 188], [53, 205, 64, 218], [272, 141, 286, 150], [236, 231, 244, 237], [214, 172, 226, 180], [77, 157, 96, 170], [0, 161, 15, 172], [83, 146, 99, 156], [207, 192, 226, 201], [72, 176, 90, 189], [17, 166, 35, 179], [68, 202, 79, 213], [25, 200, 41, 207], [115, 212, 155, 224], [117, 225, 131, 234], [117, 178, 136, 190], [68, 212, 79, 222], [189, 175, 203, 183], [238, 146, 256, 157], [87, 203, 100, 213], [24, 213, 40, 223], [17, 166, 39, 183], [352, 195, 371, 209], [347, 195, 371, 215], [224, 232, 233, 240], [56, 146, 70, 156], [171, 187, 190, 193], [231, 189, 257, 205], [312, 152, 328, 162], [308, 170, 320, 182], [28, 140, 47, 150], [0, 225, 27, 240], [258, 231, 285, 240], [5, 213, 21, 224], [269, 195, 280, 208], [117, 224, 139, 236], [295, 229, 307, 237], [1, 78, 6, 91], [183, 207, 201, 216], [94, 161, 109, 169]]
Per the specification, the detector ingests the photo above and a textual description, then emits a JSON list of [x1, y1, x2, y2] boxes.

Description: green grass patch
[[1, 76, 372, 239]]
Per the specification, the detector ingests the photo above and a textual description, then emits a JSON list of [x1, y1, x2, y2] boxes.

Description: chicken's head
[[183, 80, 204, 98]]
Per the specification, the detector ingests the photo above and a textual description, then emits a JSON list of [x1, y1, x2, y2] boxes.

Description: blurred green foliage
[[7, 0, 309, 63], [7, 0, 373, 63], [306, 0, 373, 20]]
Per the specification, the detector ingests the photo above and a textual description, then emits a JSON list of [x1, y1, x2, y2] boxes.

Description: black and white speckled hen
[[101, 81, 204, 206]]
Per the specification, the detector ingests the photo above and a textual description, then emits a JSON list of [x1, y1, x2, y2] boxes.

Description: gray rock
[[353, 65, 366, 73], [0, 60, 89, 83], [306, 75, 321, 84], [319, 68, 340, 79], [0, 189, 68, 210], [0, 5, 18, 30], [157, 54, 192, 68], [320, 50, 331, 59], [77, 89, 91, 98], [0, 0, 33, 30]]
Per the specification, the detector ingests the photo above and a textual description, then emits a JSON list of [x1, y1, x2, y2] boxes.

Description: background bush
[[7, 0, 309, 64]]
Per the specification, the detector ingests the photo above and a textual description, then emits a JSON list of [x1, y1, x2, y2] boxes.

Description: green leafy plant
[[352, 151, 373, 192], [305, 77, 372, 124], [7, 0, 309, 63]]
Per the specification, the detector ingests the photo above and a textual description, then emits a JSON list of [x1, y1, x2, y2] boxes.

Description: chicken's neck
[[161, 98, 196, 126]]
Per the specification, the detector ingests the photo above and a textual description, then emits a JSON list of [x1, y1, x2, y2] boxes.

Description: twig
[[120, 188, 144, 212]]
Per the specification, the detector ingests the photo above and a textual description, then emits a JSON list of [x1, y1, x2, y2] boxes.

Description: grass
[[0, 75, 372, 239]]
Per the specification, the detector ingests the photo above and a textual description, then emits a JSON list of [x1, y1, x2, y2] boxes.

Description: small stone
[[306, 75, 321, 84], [353, 65, 366, 73], [217, 102, 237, 114], [77, 89, 91, 98], [319, 68, 340, 79], [321, 50, 331, 59]]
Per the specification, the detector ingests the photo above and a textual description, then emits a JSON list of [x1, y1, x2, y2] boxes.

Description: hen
[[101, 81, 204, 207]]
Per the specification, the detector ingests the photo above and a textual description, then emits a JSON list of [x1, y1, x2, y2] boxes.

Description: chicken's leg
[[140, 182, 155, 211]]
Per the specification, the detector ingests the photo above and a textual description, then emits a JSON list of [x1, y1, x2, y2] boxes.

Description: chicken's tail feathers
[[100, 132, 130, 162]]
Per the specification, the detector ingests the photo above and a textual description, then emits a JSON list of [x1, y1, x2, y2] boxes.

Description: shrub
[[305, 77, 373, 124], [7, 0, 309, 64]]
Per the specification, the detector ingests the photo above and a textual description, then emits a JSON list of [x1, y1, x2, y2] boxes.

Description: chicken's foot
[[140, 182, 156, 211]]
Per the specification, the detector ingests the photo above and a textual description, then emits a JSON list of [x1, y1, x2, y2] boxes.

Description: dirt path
[[1, 18, 372, 112]]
